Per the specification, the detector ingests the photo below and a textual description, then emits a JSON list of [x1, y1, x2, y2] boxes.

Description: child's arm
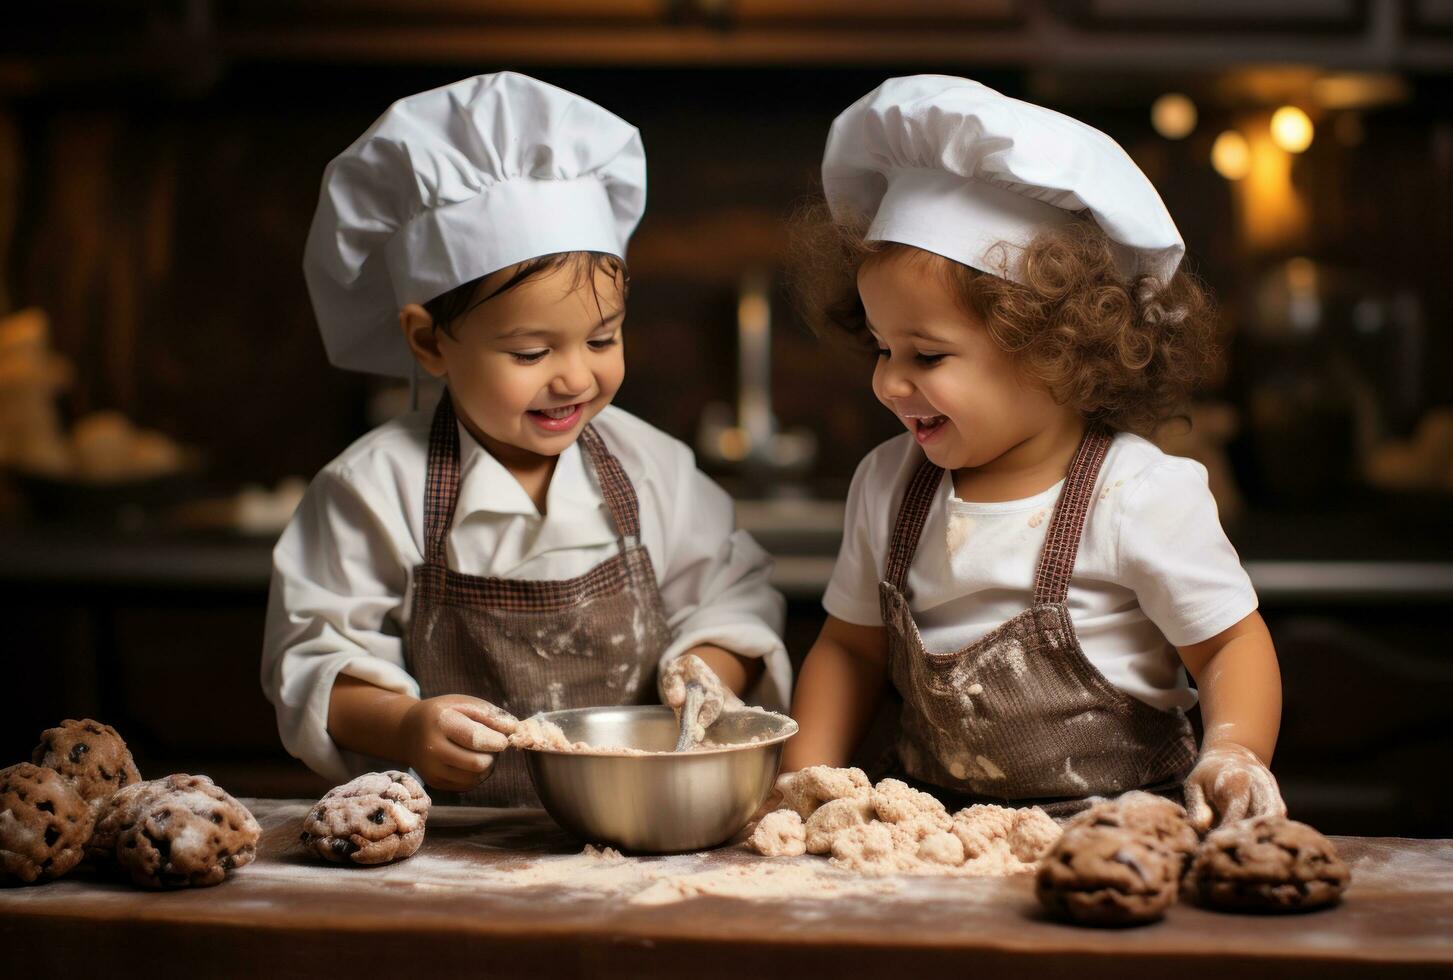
[[1177, 609, 1286, 830], [649, 435, 792, 718], [781, 616, 891, 772], [327, 678, 516, 793]]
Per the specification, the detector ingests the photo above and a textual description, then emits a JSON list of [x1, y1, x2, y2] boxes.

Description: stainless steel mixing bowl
[[520, 705, 798, 853]]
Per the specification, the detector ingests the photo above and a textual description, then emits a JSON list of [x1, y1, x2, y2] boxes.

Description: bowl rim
[[517, 704, 799, 758]]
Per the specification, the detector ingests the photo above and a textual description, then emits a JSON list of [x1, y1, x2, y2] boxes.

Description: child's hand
[[400, 695, 517, 793], [658, 653, 740, 731], [1183, 742, 1286, 832]]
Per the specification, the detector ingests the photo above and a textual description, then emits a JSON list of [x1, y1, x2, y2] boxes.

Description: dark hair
[[423, 251, 629, 335], [788, 202, 1220, 436]]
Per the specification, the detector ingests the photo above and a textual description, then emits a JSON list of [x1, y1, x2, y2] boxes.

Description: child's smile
[[402, 257, 627, 477], [858, 247, 1082, 492], [902, 410, 949, 444], [527, 402, 586, 433]]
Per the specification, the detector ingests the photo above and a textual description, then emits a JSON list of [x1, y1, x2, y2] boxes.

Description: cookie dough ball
[[1189, 815, 1350, 913], [830, 822, 919, 875], [871, 778, 952, 840], [803, 795, 873, 855], [1037, 826, 1179, 926], [0, 763, 94, 884], [89, 773, 209, 862], [99, 774, 260, 888], [1008, 806, 1063, 863], [1067, 791, 1198, 869], [31, 718, 141, 811], [952, 804, 1062, 865], [778, 766, 871, 821], [918, 831, 966, 867], [300, 771, 432, 865], [747, 809, 806, 858]]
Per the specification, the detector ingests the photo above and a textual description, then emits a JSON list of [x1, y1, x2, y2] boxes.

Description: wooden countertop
[[3, 800, 1451, 978]]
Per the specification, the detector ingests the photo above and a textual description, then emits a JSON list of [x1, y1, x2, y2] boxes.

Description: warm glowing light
[[1311, 73, 1409, 110], [1212, 131, 1251, 180], [1270, 106, 1314, 153], [1151, 93, 1197, 140]]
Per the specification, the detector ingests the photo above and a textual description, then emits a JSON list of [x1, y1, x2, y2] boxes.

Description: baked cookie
[[300, 771, 431, 865], [0, 763, 94, 884], [1067, 791, 1199, 869], [31, 718, 141, 811], [1189, 815, 1350, 913], [1037, 825, 1179, 926], [94, 774, 260, 888]]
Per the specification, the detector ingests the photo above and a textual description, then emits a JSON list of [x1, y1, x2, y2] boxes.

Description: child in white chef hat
[[783, 75, 1284, 830], [263, 73, 790, 804]]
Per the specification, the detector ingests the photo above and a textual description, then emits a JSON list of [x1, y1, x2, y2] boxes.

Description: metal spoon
[[673, 681, 706, 752]]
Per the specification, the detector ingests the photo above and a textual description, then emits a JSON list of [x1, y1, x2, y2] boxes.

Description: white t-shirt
[[823, 431, 1258, 712], [263, 405, 790, 784]]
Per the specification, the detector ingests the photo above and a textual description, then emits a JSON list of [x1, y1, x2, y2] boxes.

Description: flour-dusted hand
[[1183, 742, 1286, 832], [400, 695, 518, 793], [658, 653, 740, 732]]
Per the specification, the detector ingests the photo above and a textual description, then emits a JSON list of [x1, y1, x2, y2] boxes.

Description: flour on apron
[[406, 395, 673, 805], [881, 426, 1197, 812]]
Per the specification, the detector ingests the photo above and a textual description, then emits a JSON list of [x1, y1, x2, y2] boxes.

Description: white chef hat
[[822, 75, 1184, 287], [304, 72, 646, 377]]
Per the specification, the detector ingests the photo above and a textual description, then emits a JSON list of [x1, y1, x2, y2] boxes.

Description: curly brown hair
[[788, 202, 1220, 436]]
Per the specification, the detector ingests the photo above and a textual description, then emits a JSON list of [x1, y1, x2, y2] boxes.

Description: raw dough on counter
[[301, 771, 432, 865], [30, 718, 141, 813], [1036, 824, 1180, 926], [749, 768, 1061, 877], [91, 773, 261, 888], [803, 796, 872, 854], [779, 765, 871, 821], [0, 762, 94, 884], [747, 809, 806, 857], [1188, 815, 1349, 913]]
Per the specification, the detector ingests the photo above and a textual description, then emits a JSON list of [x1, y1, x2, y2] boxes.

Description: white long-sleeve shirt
[[262, 405, 790, 783]]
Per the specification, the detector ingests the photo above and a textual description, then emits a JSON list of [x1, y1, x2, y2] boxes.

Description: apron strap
[[884, 457, 945, 593], [883, 425, 1115, 601], [423, 391, 464, 566], [576, 424, 642, 542], [423, 394, 645, 564], [1032, 425, 1113, 606]]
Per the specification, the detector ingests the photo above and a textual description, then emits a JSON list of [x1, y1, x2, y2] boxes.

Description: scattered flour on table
[[748, 767, 1062, 877], [242, 813, 899, 906]]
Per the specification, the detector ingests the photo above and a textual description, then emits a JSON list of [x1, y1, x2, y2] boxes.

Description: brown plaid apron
[[881, 425, 1197, 814], [406, 394, 672, 806]]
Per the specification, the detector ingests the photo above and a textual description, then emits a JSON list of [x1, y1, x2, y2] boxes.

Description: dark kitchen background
[[2, 1, 1450, 835]]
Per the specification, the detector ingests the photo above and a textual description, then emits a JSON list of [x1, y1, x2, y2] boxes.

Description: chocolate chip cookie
[[31, 718, 141, 811], [0, 763, 94, 884], [1066, 790, 1199, 869], [300, 771, 431, 865], [1037, 825, 1180, 926], [1189, 815, 1350, 913], [94, 774, 260, 888]]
